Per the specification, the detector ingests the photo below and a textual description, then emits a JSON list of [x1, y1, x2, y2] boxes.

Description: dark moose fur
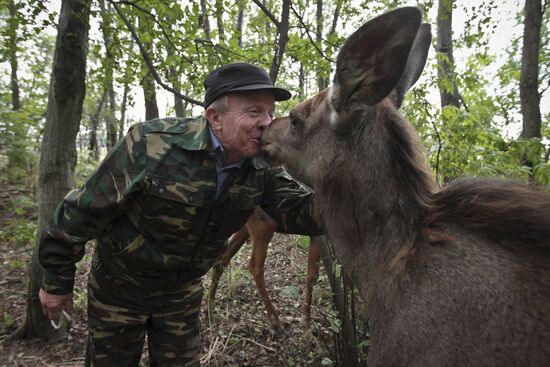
[[261, 7, 550, 367]]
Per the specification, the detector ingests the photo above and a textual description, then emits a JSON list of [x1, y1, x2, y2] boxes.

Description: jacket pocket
[[140, 175, 209, 240]]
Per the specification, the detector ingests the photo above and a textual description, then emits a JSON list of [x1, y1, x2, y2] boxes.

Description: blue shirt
[[209, 127, 244, 199]]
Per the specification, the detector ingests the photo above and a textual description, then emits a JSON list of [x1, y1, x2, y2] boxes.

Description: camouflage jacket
[[39, 116, 322, 295]]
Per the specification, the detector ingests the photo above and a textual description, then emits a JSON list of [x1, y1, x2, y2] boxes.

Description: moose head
[[262, 7, 432, 189]]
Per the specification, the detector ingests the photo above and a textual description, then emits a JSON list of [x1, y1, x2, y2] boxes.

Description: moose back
[[261, 7, 550, 367]]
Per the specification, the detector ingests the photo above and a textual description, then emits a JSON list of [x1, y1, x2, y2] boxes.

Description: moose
[[261, 7, 550, 367], [208, 207, 323, 332]]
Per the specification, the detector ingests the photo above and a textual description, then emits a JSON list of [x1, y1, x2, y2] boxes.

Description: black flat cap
[[204, 62, 292, 108]]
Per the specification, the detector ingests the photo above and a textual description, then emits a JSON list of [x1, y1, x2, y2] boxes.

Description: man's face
[[208, 90, 276, 164]]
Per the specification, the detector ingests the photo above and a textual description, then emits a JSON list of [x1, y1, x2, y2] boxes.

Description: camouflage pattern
[[38, 116, 322, 363], [85, 255, 202, 366]]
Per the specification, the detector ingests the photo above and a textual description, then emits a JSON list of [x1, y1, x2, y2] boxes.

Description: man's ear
[[206, 107, 222, 132]]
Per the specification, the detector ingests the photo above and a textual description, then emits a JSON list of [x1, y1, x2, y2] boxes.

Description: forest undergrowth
[[0, 183, 336, 366]]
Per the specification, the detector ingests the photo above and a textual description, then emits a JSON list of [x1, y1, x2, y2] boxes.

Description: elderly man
[[38, 62, 322, 366]]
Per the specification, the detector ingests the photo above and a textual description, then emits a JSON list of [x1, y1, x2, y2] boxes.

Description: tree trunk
[[200, 0, 211, 39], [170, 69, 186, 118], [118, 39, 135, 139], [316, 0, 326, 92], [6, 0, 27, 175], [166, 42, 185, 117], [99, 0, 118, 150], [215, 0, 225, 42], [138, 14, 159, 121], [89, 89, 108, 160], [519, 0, 542, 168], [19, 0, 90, 341], [299, 62, 305, 100], [436, 0, 461, 109], [269, 0, 290, 83], [236, 3, 244, 48], [119, 81, 129, 138], [319, 0, 343, 92], [8, 0, 21, 111], [142, 75, 159, 121]]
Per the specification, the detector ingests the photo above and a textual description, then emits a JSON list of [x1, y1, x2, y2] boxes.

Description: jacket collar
[[175, 116, 214, 151]]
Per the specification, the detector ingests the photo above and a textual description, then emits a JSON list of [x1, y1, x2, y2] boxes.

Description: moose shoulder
[[261, 7, 550, 367]]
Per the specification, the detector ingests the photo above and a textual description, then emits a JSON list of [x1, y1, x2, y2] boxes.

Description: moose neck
[[319, 100, 435, 294]]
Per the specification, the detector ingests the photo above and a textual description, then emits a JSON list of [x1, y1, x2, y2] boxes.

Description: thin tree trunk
[[316, 0, 326, 92], [236, 3, 244, 48], [119, 38, 134, 139], [165, 37, 185, 117], [170, 68, 185, 117], [18, 0, 90, 341], [99, 0, 118, 149], [138, 14, 159, 121], [142, 76, 159, 120], [269, 0, 290, 83], [90, 89, 108, 160], [8, 0, 21, 111], [216, 0, 225, 42], [200, 0, 211, 38], [519, 0, 542, 142], [319, 0, 343, 92], [436, 0, 461, 109], [299, 61, 305, 100], [119, 82, 129, 139], [107, 89, 117, 146], [6, 0, 27, 175]]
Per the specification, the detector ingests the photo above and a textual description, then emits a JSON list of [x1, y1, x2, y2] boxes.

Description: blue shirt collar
[[208, 126, 244, 170]]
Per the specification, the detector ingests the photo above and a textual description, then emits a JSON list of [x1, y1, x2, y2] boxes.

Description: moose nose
[[260, 126, 269, 142]]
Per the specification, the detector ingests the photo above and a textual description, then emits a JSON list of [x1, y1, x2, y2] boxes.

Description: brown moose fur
[[261, 7, 550, 367]]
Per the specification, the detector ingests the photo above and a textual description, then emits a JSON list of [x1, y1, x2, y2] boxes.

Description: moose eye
[[290, 117, 300, 129]]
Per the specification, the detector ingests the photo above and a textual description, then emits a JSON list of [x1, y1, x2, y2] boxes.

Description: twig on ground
[[235, 335, 276, 352]]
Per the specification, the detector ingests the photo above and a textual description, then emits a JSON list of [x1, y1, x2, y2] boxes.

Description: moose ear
[[329, 7, 422, 130], [392, 23, 432, 108]]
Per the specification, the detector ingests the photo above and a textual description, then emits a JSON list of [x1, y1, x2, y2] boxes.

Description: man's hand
[[39, 288, 73, 323]]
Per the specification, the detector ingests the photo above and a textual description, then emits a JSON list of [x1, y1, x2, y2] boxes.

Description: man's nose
[[258, 112, 272, 128]]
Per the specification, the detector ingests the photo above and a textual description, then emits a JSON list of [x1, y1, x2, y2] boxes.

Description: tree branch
[[110, 0, 204, 106], [290, 4, 334, 63], [251, 0, 280, 29], [193, 38, 239, 64], [540, 74, 550, 95], [111, 0, 194, 65]]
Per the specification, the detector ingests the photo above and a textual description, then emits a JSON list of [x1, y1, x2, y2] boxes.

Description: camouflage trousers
[[85, 264, 203, 367]]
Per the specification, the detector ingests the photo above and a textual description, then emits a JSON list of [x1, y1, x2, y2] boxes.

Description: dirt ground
[[0, 186, 336, 366]]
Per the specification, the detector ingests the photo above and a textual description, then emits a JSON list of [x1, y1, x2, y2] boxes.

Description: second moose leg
[[246, 209, 281, 331], [209, 207, 321, 332], [301, 235, 321, 327]]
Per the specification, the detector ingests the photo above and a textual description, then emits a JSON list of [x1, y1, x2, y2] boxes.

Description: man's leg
[[85, 269, 148, 367], [147, 278, 203, 367]]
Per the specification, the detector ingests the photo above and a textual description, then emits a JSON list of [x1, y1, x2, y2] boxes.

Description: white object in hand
[[50, 310, 72, 329]]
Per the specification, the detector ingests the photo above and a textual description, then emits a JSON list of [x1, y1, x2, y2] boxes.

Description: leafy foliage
[[1, 1, 548, 187], [0, 0, 53, 183]]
